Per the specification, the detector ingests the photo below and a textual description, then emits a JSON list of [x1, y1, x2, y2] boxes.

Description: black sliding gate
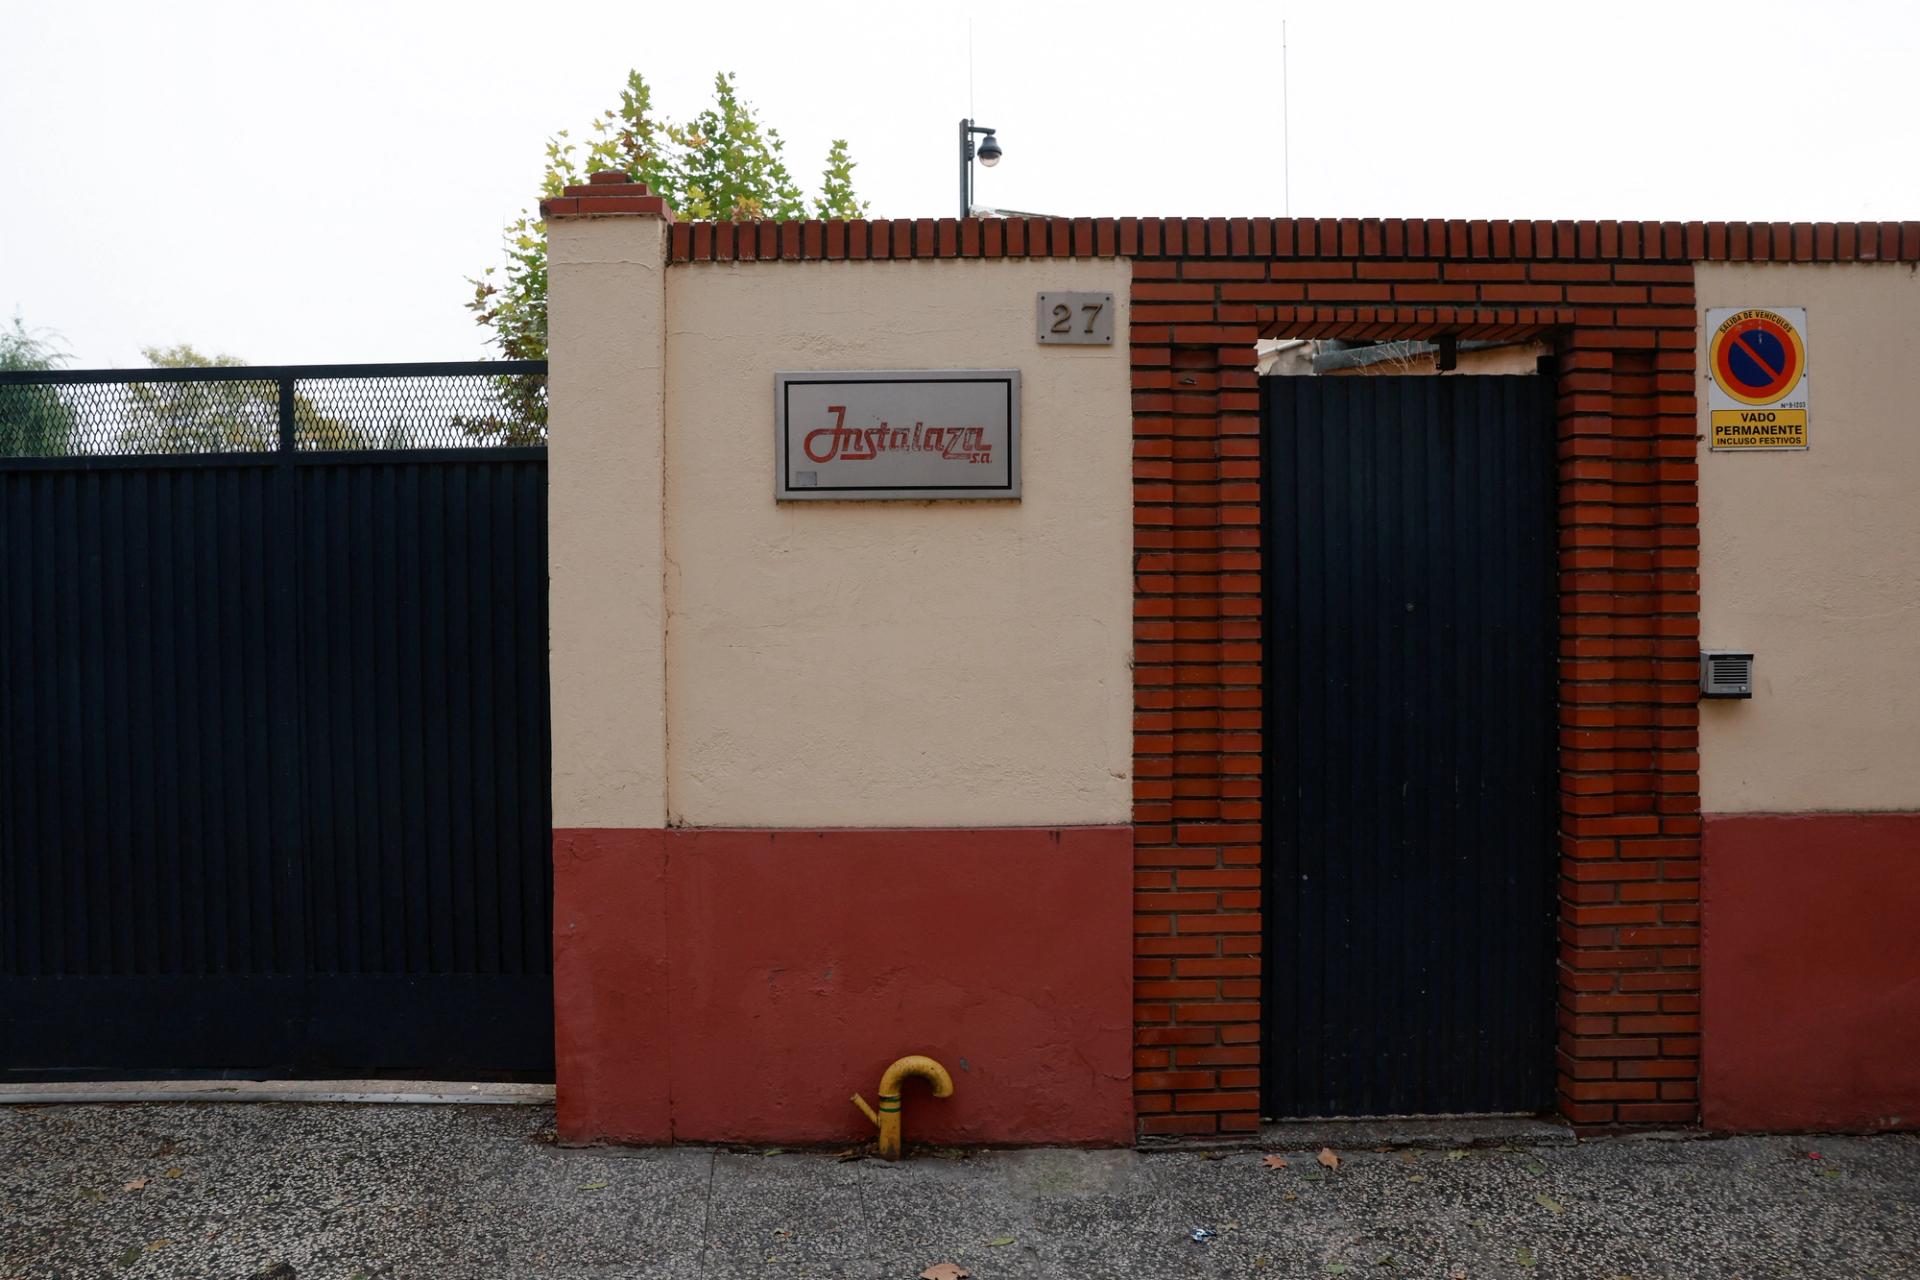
[[0, 362, 554, 1080], [1262, 372, 1558, 1118]]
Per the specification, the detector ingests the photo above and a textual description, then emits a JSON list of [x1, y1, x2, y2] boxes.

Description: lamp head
[[976, 131, 1003, 167]]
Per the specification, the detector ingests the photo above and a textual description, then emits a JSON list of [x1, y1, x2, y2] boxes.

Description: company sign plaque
[[775, 369, 1020, 500]]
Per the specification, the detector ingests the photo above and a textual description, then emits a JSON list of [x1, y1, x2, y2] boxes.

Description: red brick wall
[[665, 215, 1916, 1139], [1125, 235, 1703, 1137]]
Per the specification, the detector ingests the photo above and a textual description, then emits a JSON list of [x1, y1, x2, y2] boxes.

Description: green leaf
[[1517, 1245, 1537, 1267], [469, 67, 863, 362], [578, 1179, 608, 1190], [1536, 1192, 1564, 1214], [988, 1236, 1016, 1247]]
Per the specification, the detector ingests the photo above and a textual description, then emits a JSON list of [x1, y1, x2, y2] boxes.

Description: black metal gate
[[0, 362, 554, 1080], [1262, 372, 1557, 1117]]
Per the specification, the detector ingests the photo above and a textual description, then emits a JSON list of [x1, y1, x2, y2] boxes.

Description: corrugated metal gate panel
[[0, 456, 551, 1079], [1263, 374, 1557, 1117]]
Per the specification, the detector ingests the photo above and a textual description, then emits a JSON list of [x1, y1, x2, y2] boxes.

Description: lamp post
[[958, 118, 1002, 218]]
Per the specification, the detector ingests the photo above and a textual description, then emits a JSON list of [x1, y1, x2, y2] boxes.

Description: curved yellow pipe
[[852, 1054, 954, 1160], [881, 1054, 954, 1100]]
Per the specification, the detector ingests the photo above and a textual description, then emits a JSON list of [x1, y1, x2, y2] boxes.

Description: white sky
[[4, 0, 1917, 368]]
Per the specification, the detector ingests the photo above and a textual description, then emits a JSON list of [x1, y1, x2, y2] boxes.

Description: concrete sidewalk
[[1, 1103, 1915, 1279]]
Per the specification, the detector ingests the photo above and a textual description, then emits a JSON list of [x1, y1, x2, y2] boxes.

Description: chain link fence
[[0, 362, 548, 459]]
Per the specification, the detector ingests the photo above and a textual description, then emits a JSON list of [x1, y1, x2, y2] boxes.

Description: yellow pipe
[[851, 1054, 954, 1160]]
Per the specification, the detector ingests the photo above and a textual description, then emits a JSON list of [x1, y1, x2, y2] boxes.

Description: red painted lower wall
[[552, 825, 1135, 1147], [1703, 812, 1920, 1132]]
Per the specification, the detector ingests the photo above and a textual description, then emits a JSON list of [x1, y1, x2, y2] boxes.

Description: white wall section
[[1699, 262, 1920, 812], [663, 258, 1134, 827]]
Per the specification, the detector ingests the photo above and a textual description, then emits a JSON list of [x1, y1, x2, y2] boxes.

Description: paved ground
[[2, 1103, 1916, 1279]]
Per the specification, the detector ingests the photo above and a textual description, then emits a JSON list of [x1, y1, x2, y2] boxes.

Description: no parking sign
[[1707, 307, 1810, 450]]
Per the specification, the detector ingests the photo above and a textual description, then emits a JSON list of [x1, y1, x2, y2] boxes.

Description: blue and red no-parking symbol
[[1710, 310, 1806, 406]]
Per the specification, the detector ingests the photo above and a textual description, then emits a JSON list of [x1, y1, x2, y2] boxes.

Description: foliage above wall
[[469, 71, 867, 363]]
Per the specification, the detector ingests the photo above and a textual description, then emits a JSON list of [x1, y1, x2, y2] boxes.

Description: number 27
[[1051, 302, 1103, 334]]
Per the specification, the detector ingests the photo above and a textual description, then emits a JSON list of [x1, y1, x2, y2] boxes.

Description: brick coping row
[[664, 217, 1917, 265], [540, 178, 1919, 266]]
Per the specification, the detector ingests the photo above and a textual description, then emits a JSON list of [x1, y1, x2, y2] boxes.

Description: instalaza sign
[[774, 370, 1020, 500], [799, 408, 995, 465]]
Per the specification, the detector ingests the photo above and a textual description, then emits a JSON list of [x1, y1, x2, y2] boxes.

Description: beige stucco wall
[[663, 257, 1133, 827], [547, 214, 668, 828], [1699, 262, 1920, 812]]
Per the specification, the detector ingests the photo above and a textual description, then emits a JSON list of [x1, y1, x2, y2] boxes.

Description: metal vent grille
[[1701, 650, 1754, 699]]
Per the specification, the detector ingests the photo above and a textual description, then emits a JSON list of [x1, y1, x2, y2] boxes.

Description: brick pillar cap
[[542, 171, 674, 222]]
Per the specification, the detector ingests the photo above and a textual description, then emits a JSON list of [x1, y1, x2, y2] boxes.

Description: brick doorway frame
[[1127, 222, 1702, 1138]]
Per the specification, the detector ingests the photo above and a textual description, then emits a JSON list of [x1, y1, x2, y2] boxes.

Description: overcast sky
[[4, 0, 1917, 368]]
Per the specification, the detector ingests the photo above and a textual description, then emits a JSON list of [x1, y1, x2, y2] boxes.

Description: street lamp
[[959, 118, 1002, 218]]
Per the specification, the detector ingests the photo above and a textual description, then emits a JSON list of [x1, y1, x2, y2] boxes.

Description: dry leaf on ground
[[1262, 1154, 1289, 1170], [121, 1177, 148, 1192], [920, 1265, 971, 1280], [1317, 1147, 1341, 1172]]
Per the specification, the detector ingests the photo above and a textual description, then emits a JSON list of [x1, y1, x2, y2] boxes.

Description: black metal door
[[0, 365, 553, 1080], [1262, 373, 1557, 1117]]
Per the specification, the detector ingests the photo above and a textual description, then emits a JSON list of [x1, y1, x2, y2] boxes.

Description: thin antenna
[[968, 18, 976, 120], [1282, 18, 1292, 216]]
